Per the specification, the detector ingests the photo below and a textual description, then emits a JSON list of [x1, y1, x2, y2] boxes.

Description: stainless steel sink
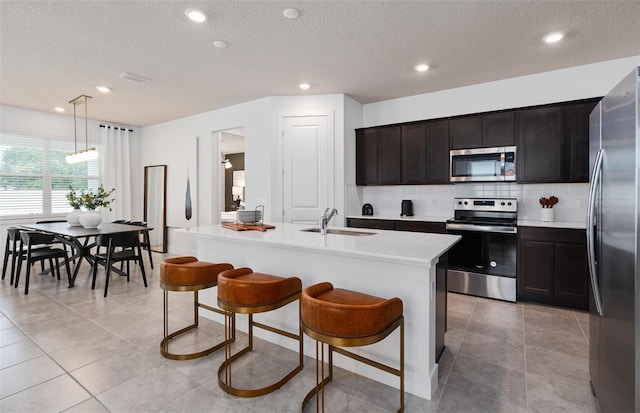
[[300, 228, 375, 236]]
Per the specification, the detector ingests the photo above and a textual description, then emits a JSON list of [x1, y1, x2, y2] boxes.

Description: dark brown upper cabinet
[[401, 120, 450, 184], [565, 100, 599, 182], [356, 126, 401, 185], [517, 106, 565, 183], [450, 112, 515, 149], [517, 98, 599, 183]]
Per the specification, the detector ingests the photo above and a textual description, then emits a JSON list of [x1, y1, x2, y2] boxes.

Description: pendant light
[[65, 95, 99, 164]]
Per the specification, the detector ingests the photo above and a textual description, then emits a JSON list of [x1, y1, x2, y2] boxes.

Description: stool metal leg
[[217, 300, 304, 398], [160, 288, 234, 360]]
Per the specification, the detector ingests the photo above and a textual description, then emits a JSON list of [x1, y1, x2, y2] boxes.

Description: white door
[[282, 115, 332, 224]]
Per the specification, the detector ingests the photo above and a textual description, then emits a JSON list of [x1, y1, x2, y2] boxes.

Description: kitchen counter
[[518, 219, 586, 230], [346, 214, 450, 223], [181, 223, 460, 400], [348, 215, 586, 230]]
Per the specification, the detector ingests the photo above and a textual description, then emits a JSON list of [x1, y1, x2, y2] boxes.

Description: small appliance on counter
[[401, 200, 413, 216], [362, 203, 374, 216]]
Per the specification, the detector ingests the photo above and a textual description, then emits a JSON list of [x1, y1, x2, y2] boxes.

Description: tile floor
[[0, 252, 600, 412]]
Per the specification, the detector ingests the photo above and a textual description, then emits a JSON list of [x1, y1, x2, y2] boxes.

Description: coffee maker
[[401, 200, 413, 216]]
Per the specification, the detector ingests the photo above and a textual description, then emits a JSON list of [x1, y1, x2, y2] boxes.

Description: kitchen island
[[182, 223, 460, 400]]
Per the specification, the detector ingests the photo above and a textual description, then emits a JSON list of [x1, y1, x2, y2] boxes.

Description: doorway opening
[[218, 128, 245, 218]]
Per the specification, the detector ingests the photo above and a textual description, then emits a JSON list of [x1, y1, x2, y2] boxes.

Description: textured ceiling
[[1, 0, 639, 127]]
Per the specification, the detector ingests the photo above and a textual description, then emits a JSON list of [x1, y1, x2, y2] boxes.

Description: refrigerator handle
[[587, 148, 604, 316]]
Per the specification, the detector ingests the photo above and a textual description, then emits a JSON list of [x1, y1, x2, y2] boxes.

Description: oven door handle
[[446, 223, 517, 234]]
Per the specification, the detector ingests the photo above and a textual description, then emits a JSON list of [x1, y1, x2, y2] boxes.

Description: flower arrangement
[[539, 196, 559, 208], [67, 185, 115, 211], [66, 187, 83, 209]]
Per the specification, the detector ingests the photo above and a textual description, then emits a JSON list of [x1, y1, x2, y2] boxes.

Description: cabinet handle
[[586, 148, 603, 316]]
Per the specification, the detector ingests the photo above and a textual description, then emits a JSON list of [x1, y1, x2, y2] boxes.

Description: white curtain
[[100, 125, 132, 222]]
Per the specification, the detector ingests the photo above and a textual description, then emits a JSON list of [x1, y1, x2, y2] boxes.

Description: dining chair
[[35, 220, 72, 262], [14, 231, 72, 295], [91, 232, 147, 297], [2, 227, 29, 285], [128, 221, 154, 269]]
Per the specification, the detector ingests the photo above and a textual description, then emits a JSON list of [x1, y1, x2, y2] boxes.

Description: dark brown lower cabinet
[[517, 227, 588, 310], [347, 217, 447, 360]]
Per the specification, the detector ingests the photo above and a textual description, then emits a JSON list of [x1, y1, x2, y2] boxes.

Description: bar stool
[[301, 282, 404, 413], [160, 256, 234, 360], [216, 267, 303, 397]]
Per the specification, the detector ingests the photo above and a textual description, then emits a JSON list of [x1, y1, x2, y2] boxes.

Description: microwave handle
[[500, 152, 506, 177]]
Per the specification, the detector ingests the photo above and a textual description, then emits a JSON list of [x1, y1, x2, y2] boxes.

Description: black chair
[[129, 221, 154, 269], [2, 228, 28, 285], [35, 220, 72, 262], [91, 232, 147, 297], [14, 231, 71, 295]]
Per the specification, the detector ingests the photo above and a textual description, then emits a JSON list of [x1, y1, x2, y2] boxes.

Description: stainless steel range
[[446, 197, 517, 302]]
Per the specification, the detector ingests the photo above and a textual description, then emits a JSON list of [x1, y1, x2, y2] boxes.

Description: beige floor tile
[[524, 309, 584, 337], [0, 374, 90, 413], [524, 325, 588, 358], [97, 364, 200, 412], [63, 397, 110, 413], [0, 327, 29, 348], [436, 383, 527, 413], [0, 355, 65, 398], [458, 331, 525, 371], [446, 354, 527, 409], [525, 345, 590, 386], [526, 372, 598, 413], [0, 339, 44, 369]]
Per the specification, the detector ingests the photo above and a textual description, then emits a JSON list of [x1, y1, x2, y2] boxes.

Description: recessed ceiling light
[[185, 8, 208, 23], [96, 86, 111, 93], [283, 8, 299, 19], [414, 64, 430, 72], [213, 40, 228, 49], [54, 107, 65, 112], [299, 83, 310, 90], [543, 32, 564, 43]]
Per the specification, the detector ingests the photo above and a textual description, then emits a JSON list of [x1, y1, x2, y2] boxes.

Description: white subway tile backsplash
[[359, 182, 588, 223]]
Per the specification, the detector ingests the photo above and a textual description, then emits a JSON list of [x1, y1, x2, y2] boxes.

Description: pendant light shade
[[66, 95, 99, 164]]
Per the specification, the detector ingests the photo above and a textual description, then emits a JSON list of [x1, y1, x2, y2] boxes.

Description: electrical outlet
[[257, 198, 267, 206], [579, 199, 586, 209]]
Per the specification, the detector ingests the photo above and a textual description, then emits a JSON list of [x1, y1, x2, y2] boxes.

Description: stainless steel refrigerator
[[588, 66, 639, 413]]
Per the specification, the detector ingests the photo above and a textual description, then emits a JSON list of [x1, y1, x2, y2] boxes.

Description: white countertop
[[517, 219, 586, 230], [347, 215, 586, 230], [182, 223, 460, 266]]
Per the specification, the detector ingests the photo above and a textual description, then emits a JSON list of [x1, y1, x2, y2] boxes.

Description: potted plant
[[77, 185, 115, 228], [66, 186, 84, 226]]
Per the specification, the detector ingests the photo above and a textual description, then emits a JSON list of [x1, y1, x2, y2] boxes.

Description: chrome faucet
[[320, 208, 338, 235]]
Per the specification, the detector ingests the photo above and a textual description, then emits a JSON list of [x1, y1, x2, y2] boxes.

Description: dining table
[[20, 222, 152, 287]]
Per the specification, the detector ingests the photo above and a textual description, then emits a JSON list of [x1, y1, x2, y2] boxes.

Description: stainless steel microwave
[[450, 146, 517, 182]]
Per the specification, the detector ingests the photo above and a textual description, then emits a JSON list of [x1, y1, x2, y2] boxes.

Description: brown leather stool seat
[[217, 267, 303, 398], [301, 282, 405, 413], [159, 256, 234, 360]]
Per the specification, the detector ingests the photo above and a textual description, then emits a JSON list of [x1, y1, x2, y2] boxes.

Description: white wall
[[139, 95, 349, 255], [355, 56, 640, 223]]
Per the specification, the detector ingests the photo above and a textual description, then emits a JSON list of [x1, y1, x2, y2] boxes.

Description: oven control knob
[[458, 201, 462, 205], [490, 261, 497, 268], [501, 202, 505, 206], [507, 202, 512, 206], [464, 201, 468, 205]]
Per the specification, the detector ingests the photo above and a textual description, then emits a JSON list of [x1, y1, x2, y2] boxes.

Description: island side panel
[[196, 234, 440, 400]]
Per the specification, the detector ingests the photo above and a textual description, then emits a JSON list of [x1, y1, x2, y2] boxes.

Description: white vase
[[541, 208, 555, 222], [79, 209, 102, 228], [66, 208, 83, 226]]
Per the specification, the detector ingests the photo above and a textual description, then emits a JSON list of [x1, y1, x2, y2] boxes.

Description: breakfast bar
[[182, 223, 460, 400]]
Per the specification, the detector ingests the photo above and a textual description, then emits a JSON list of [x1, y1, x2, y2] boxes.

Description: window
[[0, 133, 101, 218]]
